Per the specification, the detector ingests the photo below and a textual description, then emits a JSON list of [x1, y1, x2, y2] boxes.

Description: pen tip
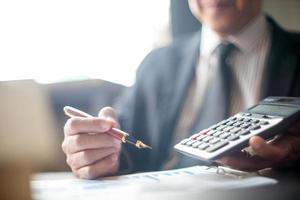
[[136, 140, 152, 149], [143, 144, 152, 149]]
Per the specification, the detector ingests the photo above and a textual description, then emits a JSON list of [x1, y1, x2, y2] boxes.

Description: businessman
[[62, 0, 300, 179]]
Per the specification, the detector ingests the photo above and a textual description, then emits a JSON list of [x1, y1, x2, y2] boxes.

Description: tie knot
[[217, 42, 236, 60]]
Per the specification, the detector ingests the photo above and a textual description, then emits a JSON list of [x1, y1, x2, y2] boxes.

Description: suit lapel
[[262, 17, 298, 97], [167, 32, 201, 134], [156, 32, 201, 167]]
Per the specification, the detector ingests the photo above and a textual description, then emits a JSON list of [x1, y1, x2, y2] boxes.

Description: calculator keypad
[[179, 115, 271, 153]]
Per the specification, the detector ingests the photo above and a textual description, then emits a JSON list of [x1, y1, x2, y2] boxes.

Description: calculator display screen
[[249, 104, 298, 116]]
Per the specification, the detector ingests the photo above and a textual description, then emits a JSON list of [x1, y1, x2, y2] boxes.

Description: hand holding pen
[[64, 106, 151, 149], [62, 106, 150, 179]]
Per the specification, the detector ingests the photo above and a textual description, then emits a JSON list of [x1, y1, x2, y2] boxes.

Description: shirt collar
[[228, 14, 269, 53], [200, 23, 222, 58], [200, 14, 269, 56]]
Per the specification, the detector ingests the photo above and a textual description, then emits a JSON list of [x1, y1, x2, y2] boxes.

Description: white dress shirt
[[163, 14, 271, 169]]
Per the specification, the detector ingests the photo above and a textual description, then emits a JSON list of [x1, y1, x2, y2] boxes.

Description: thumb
[[98, 107, 119, 128], [249, 136, 287, 162]]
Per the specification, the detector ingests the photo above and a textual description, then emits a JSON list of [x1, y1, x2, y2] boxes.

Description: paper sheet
[[31, 166, 277, 200]]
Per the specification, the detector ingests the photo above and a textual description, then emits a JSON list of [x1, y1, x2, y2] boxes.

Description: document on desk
[[31, 166, 277, 200]]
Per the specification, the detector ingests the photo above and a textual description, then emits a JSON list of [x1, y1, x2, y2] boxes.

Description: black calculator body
[[174, 97, 300, 161]]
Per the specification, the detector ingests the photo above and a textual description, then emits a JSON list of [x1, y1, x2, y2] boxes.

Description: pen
[[63, 106, 152, 149]]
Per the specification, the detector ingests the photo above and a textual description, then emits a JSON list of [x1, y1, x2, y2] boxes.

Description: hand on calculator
[[175, 97, 300, 171], [217, 122, 300, 171]]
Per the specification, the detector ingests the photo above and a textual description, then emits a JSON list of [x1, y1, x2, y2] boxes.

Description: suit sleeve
[[114, 49, 163, 173]]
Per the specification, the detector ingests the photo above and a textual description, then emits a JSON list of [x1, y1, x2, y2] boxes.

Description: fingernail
[[250, 138, 262, 149], [105, 117, 116, 124]]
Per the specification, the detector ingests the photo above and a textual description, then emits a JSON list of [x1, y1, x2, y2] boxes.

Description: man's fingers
[[217, 155, 271, 171], [75, 153, 120, 179], [249, 136, 288, 161], [67, 147, 119, 170], [98, 107, 119, 128], [64, 117, 114, 136], [62, 107, 122, 178], [98, 107, 117, 119], [62, 133, 121, 154]]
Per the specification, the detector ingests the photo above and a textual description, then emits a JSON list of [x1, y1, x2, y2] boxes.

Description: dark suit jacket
[[116, 17, 300, 173]]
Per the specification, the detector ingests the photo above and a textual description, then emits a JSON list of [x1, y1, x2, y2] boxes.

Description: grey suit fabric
[[115, 16, 300, 173]]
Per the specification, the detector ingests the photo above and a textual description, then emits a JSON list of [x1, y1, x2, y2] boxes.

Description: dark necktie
[[175, 42, 236, 168], [191, 42, 236, 133]]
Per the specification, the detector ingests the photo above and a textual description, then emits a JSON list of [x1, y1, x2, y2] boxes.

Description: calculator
[[174, 97, 300, 160]]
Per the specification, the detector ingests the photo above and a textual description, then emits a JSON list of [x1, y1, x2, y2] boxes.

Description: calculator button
[[210, 124, 219, 130], [216, 125, 226, 131], [216, 120, 226, 126], [249, 124, 261, 130], [243, 113, 252, 117], [207, 130, 217, 136], [239, 129, 250, 135], [180, 138, 190, 145], [220, 132, 231, 139], [259, 121, 269, 125], [221, 120, 229, 125], [252, 119, 260, 124], [198, 143, 209, 150], [228, 134, 239, 141], [206, 141, 229, 152], [230, 127, 241, 134], [233, 121, 243, 127], [196, 135, 207, 141], [213, 131, 223, 137], [191, 129, 209, 139], [227, 121, 236, 126], [186, 140, 197, 146], [223, 126, 234, 132], [240, 123, 251, 129], [199, 129, 210, 134], [209, 138, 220, 144], [202, 136, 213, 142], [191, 141, 202, 148], [243, 118, 252, 122]]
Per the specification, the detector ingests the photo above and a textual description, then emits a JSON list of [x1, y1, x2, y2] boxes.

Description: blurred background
[[0, 0, 299, 172]]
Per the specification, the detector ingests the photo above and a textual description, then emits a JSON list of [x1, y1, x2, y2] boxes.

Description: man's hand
[[62, 107, 121, 179], [217, 122, 300, 171]]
